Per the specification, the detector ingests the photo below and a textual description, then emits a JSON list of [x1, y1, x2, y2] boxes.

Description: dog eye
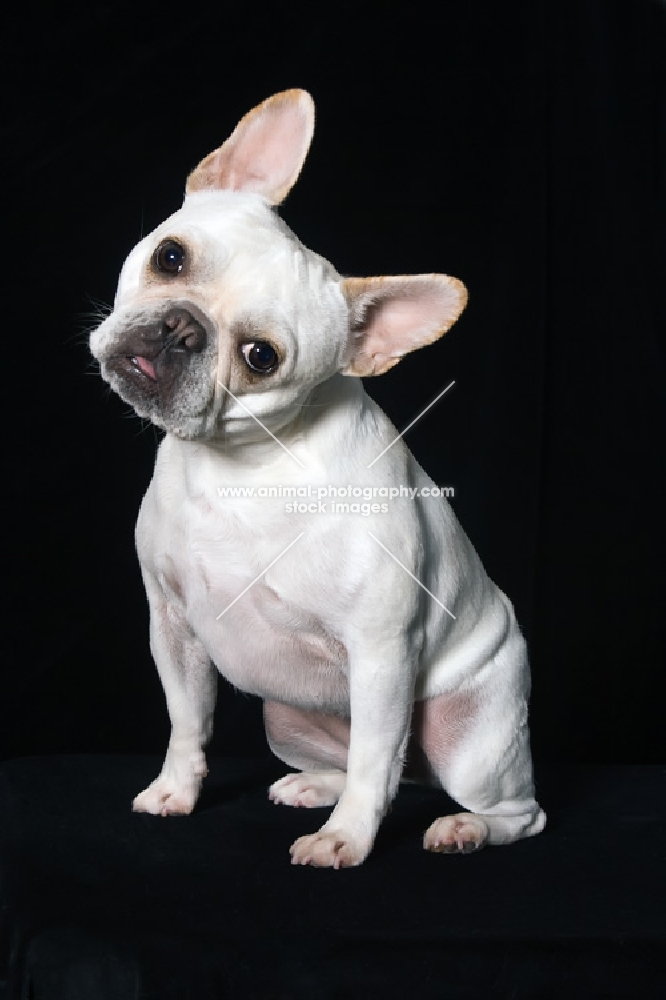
[[240, 341, 279, 374], [154, 240, 185, 274]]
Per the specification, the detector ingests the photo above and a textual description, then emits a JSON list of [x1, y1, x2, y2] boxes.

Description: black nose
[[159, 308, 207, 353], [136, 309, 207, 354]]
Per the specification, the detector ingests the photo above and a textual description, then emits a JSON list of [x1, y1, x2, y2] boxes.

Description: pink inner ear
[[362, 295, 452, 355], [226, 109, 310, 196], [346, 277, 467, 376], [186, 90, 315, 204]]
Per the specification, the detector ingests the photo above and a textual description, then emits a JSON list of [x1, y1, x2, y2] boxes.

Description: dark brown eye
[[240, 341, 279, 374], [154, 240, 185, 274]]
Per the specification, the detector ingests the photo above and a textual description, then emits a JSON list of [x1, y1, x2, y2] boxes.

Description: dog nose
[[159, 309, 207, 353]]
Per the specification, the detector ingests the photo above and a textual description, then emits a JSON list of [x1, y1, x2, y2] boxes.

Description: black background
[[2, 0, 663, 767]]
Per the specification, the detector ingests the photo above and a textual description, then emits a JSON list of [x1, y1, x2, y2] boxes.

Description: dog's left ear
[[185, 89, 315, 205], [341, 274, 468, 377]]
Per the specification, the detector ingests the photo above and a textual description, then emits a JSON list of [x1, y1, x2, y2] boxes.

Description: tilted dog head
[[90, 89, 468, 441]]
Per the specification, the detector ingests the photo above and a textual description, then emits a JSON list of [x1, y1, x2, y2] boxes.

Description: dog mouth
[[108, 353, 160, 394], [104, 307, 209, 395], [129, 355, 157, 381]]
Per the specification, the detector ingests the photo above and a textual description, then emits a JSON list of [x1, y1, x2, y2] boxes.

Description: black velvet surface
[[1, 755, 664, 998]]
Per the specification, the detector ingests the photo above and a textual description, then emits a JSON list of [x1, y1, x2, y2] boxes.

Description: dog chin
[[100, 361, 216, 440]]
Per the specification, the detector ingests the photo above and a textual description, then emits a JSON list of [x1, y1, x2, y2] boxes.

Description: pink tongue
[[133, 356, 156, 380]]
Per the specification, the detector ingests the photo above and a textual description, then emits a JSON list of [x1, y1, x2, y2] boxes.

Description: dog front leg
[[132, 571, 217, 816], [289, 638, 413, 868]]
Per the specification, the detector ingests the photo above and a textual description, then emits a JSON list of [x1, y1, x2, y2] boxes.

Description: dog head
[[90, 89, 468, 442]]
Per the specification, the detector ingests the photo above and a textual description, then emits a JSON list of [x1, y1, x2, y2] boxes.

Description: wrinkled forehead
[[114, 190, 315, 313]]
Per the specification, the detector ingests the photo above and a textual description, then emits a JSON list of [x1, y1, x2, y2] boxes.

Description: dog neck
[[192, 374, 365, 471]]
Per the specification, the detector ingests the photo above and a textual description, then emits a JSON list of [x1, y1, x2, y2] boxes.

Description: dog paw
[[132, 777, 198, 817], [269, 771, 345, 808], [423, 813, 489, 854], [289, 830, 369, 868]]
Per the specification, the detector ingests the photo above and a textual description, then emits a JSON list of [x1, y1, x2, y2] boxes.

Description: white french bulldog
[[90, 89, 546, 868]]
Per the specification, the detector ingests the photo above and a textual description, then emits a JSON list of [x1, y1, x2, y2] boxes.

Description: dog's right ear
[[185, 89, 315, 205]]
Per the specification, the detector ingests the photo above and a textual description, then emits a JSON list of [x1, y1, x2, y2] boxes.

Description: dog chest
[[144, 495, 350, 709]]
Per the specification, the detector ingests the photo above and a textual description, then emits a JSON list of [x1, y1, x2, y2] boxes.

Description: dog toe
[[423, 813, 488, 854]]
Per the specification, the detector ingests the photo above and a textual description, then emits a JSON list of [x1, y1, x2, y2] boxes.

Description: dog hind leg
[[264, 701, 349, 808], [419, 643, 546, 853]]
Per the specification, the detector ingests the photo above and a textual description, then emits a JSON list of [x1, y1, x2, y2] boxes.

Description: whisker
[[65, 329, 96, 347]]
